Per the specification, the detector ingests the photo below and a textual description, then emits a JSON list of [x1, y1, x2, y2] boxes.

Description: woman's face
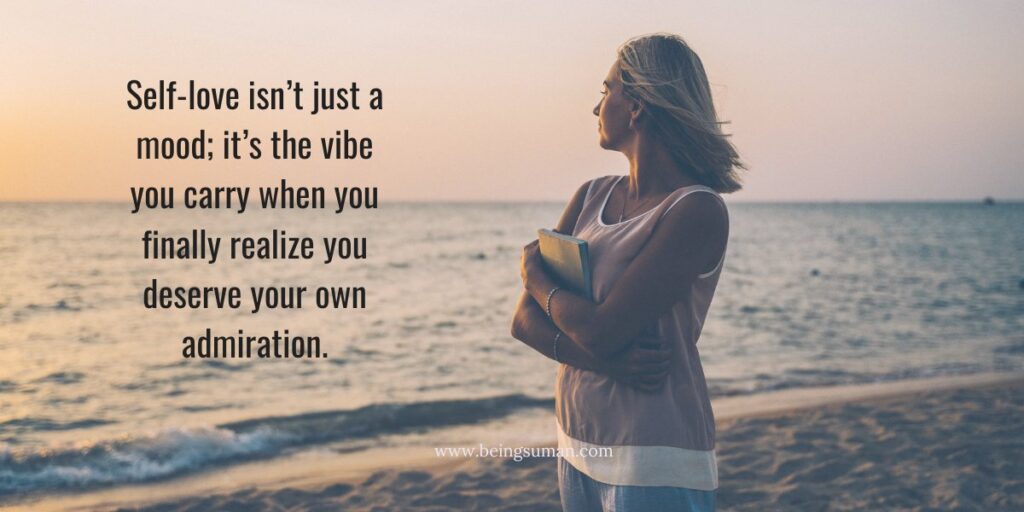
[[593, 59, 638, 150]]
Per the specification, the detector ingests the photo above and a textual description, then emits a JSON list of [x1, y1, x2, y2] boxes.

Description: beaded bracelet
[[545, 286, 561, 318]]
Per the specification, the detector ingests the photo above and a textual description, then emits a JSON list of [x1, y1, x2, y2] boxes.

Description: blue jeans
[[558, 457, 716, 512]]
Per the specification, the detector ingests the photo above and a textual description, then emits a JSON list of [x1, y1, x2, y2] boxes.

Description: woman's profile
[[511, 33, 744, 511]]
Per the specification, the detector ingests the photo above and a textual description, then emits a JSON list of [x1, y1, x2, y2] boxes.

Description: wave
[[0, 393, 552, 497]]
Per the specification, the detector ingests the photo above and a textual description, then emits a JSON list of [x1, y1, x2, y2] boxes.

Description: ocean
[[1, 200, 1022, 499]]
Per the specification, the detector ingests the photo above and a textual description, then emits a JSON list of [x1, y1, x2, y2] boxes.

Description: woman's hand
[[520, 239, 551, 290], [602, 334, 672, 393]]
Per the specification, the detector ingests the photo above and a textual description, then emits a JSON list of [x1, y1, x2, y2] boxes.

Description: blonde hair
[[617, 33, 745, 193]]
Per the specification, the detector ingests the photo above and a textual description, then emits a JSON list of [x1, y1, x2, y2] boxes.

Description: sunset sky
[[2, 0, 1022, 202]]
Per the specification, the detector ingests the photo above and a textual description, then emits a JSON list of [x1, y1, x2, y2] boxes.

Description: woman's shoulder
[[582, 174, 622, 201], [653, 187, 729, 277], [569, 174, 620, 204], [658, 187, 729, 249], [557, 174, 621, 235], [663, 184, 728, 219]]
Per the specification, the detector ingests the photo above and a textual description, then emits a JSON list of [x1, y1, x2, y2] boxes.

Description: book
[[537, 228, 592, 299]]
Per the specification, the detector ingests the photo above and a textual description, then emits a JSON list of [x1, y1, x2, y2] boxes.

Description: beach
[[2, 203, 1021, 509], [5, 1, 1024, 509], [17, 371, 1022, 511]]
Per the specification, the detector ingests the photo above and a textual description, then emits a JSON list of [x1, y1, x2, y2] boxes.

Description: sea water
[[0, 200, 1022, 498]]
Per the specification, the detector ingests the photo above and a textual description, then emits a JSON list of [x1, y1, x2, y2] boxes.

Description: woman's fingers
[[520, 240, 538, 282], [633, 330, 664, 343], [618, 334, 673, 388], [627, 376, 665, 393], [523, 239, 539, 260], [638, 370, 668, 382], [625, 368, 669, 392], [622, 341, 671, 378], [636, 361, 671, 377], [631, 347, 671, 363], [635, 367, 669, 382], [520, 239, 543, 286], [628, 354, 669, 372], [628, 350, 671, 374]]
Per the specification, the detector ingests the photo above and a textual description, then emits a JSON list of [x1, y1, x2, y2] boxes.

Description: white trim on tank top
[[594, 175, 727, 279]]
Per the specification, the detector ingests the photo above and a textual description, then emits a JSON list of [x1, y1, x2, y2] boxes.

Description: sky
[[1, 0, 1022, 202]]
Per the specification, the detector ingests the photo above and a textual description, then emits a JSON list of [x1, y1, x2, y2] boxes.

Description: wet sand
[[20, 372, 1024, 511]]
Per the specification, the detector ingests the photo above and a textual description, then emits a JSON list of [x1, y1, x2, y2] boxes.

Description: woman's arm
[[508, 179, 673, 391], [510, 180, 591, 367], [522, 192, 728, 358], [511, 288, 672, 391], [511, 289, 605, 372]]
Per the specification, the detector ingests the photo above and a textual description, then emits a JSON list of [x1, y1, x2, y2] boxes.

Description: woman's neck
[[623, 134, 698, 199]]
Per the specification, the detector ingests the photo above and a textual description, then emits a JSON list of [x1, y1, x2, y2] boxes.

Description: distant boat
[[983, 196, 995, 205]]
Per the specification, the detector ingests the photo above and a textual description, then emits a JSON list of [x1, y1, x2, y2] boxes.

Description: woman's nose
[[593, 102, 600, 116]]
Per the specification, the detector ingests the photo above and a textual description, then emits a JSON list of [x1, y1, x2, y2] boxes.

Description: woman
[[511, 33, 744, 511]]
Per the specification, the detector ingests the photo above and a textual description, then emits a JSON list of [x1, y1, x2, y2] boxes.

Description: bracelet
[[545, 286, 561, 318], [553, 331, 562, 363]]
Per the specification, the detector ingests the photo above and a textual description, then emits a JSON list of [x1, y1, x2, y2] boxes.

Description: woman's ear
[[628, 101, 644, 129]]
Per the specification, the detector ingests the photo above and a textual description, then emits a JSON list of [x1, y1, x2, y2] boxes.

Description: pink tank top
[[555, 174, 727, 491]]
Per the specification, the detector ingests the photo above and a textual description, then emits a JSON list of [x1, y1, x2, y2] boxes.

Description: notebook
[[537, 228, 592, 298]]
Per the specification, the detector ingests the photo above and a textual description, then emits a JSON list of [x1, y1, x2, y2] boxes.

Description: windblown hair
[[617, 33, 745, 193]]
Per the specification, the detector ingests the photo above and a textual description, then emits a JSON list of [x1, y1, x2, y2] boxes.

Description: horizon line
[[1, 197, 1021, 205]]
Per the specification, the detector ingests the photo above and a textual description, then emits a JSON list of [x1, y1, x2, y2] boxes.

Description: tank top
[[555, 174, 727, 491]]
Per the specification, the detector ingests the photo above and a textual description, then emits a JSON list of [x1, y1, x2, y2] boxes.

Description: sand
[[713, 379, 1024, 511], [18, 372, 1024, 511]]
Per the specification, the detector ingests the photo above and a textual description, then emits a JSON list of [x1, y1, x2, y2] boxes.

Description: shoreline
[[710, 370, 1024, 423], [11, 370, 1024, 511]]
